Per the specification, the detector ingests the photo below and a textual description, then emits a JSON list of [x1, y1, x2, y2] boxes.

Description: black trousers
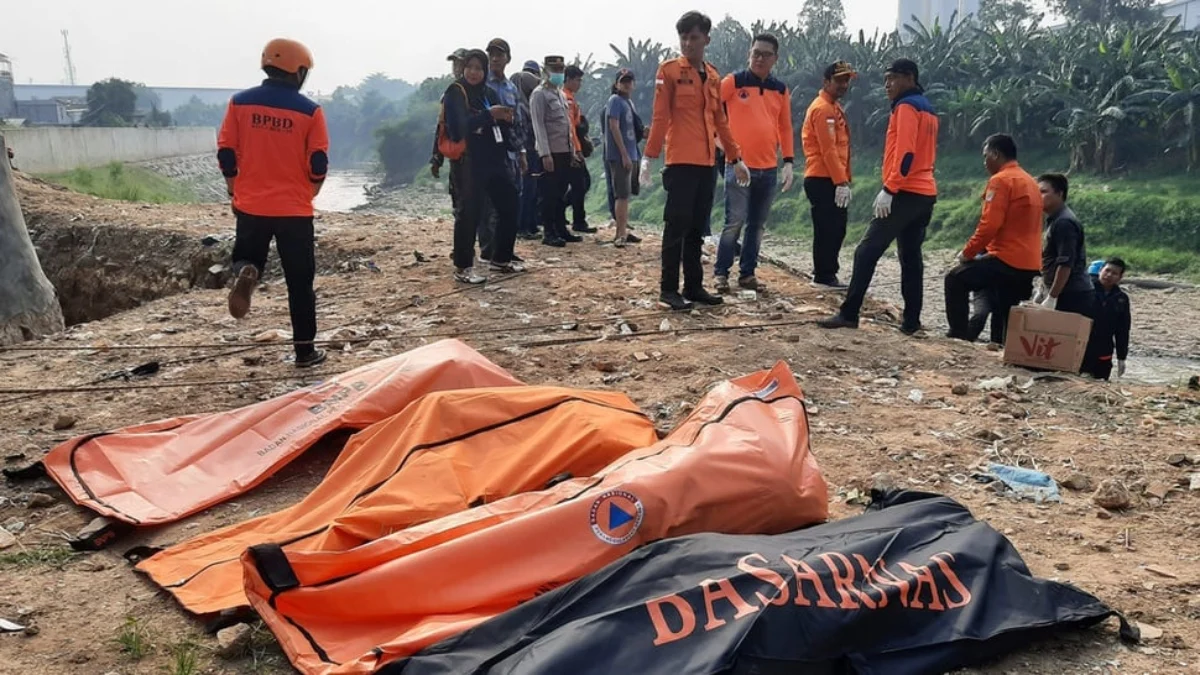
[[662, 164, 716, 294], [538, 153, 572, 240], [840, 192, 935, 325], [567, 163, 591, 227], [803, 177, 848, 283], [231, 212, 317, 358], [452, 160, 519, 269], [944, 257, 1037, 341]]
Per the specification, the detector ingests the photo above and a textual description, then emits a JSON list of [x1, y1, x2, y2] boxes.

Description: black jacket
[[1090, 281, 1131, 360]]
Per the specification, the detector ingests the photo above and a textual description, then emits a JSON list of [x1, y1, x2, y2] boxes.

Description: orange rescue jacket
[[719, 70, 794, 171], [881, 88, 938, 197], [961, 161, 1043, 272], [564, 89, 582, 153], [217, 79, 330, 218], [644, 57, 741, 167], [802, 90, 851, 185]]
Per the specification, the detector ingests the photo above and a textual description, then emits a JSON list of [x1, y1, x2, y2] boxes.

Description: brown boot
[[227, 265, 258, 319]]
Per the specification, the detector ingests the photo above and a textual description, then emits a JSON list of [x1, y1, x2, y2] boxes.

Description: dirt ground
[[1, 174, 1198, 674]]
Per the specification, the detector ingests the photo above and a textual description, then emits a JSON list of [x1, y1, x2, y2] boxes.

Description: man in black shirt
[[1035, 173, 1094, 317], [1083, 257, 1132, 380]]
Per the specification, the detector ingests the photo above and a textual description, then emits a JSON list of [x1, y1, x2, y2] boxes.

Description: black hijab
[[458, 49, 492, 111]]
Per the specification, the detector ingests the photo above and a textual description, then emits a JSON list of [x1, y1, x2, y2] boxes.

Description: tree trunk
[[0, 133, 65, 346]]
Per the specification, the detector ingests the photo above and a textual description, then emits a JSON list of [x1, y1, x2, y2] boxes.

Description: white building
[[897, 0, 981, 31], [1161, 0, 1200, 30]]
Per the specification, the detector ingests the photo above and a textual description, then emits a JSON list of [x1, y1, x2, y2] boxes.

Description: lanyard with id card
[[483, 99, 504, 144]]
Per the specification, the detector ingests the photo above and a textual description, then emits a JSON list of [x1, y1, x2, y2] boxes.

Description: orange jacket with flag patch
[[802, 90, 851, 184], [881, 89, 938, 197], [719, 70, 794, 171], [217, 79, 330, 218], [564, 89, 582, 153], [644, 57, 742, 167], [961, 161, 1043, 271]]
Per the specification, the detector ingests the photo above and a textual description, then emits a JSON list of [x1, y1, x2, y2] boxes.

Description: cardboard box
[[1003, 306, 1093, 373]]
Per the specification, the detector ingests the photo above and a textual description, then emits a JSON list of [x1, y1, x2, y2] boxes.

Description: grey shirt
[[1042, 205, 1093, 295], [530, 84, 573, 157]]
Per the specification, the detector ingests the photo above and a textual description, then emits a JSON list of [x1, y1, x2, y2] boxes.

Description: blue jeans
[[715, 167, 777, 279]]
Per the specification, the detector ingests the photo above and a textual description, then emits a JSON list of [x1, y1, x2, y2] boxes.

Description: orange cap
[[261, 38, 314, 74]]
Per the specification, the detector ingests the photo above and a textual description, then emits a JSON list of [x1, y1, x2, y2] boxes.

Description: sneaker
[[737, 275, 762, 291], [684, 288, 725, 306], [658, 292, 695, 312], [454, 267, 486, 284], [613, 237, 627, 248], [542, 237, 566, 248], [810, 278, 848, 290], [295, 349, 327, 369], [572, 223, 598, 233], [489, 260, 525, 274], [817, 314, 859, 330], [227, 265, 259, 319], [714, 275, 731, 293], [562, 232, 584, 243], [624, 233, 642, 244]]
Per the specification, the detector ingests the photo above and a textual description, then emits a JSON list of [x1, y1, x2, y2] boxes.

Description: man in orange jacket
[[944, 133, 1043, 342], [641, 10, 751, 312], [220, 38, 330, 368], [802, 61, 856, 289], [820, 59, 938, 335], [713, 33, 794, 294]]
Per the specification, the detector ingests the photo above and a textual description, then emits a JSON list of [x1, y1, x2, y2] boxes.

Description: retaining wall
[[2, 127, 216, 173]]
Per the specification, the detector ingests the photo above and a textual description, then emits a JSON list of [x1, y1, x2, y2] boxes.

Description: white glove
[[639, 158, 652, 187], [1040, 295, 1058, 310], [1117, 360, 1127, 377], [835, 184, 852, 209], [873, 190, 893, 219], [780, 163, 794, 192], [734, 159, 751, 188]]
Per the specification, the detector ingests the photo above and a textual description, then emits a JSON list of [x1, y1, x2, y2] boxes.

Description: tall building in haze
[[897, 0, 980, 31], [0, 54, 16, 119]]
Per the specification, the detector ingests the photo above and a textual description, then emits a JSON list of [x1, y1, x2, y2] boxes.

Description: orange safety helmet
[[261, 38, 314, 75]]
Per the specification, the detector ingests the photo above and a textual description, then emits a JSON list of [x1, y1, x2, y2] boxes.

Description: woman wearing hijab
[[442, 49, 522, 283]]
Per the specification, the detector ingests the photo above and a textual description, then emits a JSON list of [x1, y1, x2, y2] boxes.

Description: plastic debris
[[987, 463, 1062, 503]]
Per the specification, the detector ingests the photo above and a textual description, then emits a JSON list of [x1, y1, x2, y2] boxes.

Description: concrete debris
[[0, 528, 16, 550], [216, 623, 253, 659], [1143, 565, 1178, 579], [951, 383, 969, 396], [254, 329, 290, 343], [1190, 474, 1200, 492], [908, 389, 924, 404], [872, 377, 899, 387], [26, 493, 56, 509], [52, 415, 77, 431], [1060, 473, 1094, 492], [1093, 480, 1133, 511], [1137, 622, 1164, 641], [659, 319, 671, 332], [1054, 562, 1071, 571], [633, 352, 651, 363], [976, 375, 1014, 392], [1143, 482, 1173, 501]]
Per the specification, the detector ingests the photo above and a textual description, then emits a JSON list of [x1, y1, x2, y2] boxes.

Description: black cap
[[487, 38, 511, 56], [886, 58, 920, 82], [614, 68, 635, 82]]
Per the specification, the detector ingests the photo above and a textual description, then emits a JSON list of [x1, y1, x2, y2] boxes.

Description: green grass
[[115, 617, 151, 660], [0, 546, 81, 569], [40, 161, 196, 204], [169, 639, 201, 675], [587, 148, 1200, 279]]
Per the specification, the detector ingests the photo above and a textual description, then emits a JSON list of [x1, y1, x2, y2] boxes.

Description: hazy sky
[[1, 0, 929, 94]]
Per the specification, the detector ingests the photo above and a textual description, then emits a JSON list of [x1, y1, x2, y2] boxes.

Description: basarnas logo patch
[[589, 490, 645, 545]]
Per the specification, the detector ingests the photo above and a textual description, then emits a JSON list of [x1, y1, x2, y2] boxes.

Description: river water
[[314, 170, 375, 213]]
